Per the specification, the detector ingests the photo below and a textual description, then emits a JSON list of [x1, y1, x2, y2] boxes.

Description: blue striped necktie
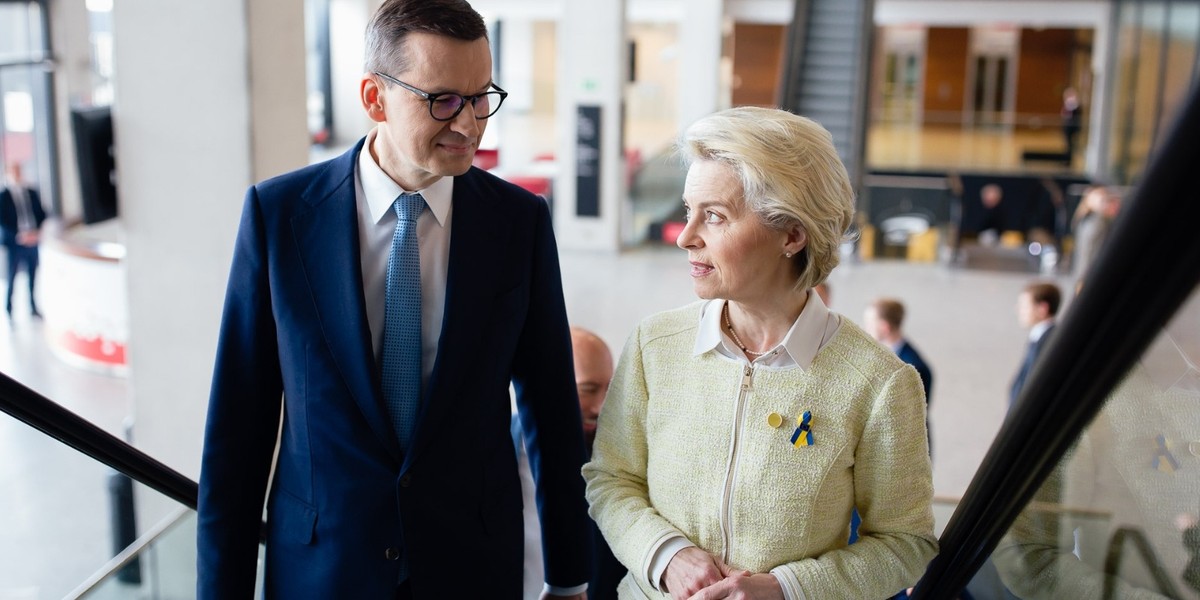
[[382, 192, 425, 450]]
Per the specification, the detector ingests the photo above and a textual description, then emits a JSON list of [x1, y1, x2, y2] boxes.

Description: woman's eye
[[705, 211, 722, 224]]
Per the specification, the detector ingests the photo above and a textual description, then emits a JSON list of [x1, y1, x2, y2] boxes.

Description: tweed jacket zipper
[[719, 363, 754, 564]]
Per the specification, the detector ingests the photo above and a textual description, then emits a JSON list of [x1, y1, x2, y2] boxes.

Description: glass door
[[970, 53, 1012, 128], [882, 50, 923, 124]]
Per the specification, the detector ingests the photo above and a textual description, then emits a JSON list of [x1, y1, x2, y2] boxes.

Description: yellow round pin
[[767, 412, 783, 428]]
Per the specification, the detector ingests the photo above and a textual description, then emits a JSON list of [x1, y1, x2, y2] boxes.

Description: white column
[[554, 0, 627, 251], [677, 0, 724, 134], [499, 18, 535, 114], [47, 0, 92, 221], [329, 0, 376, 147], [112, 0, 307, 488]]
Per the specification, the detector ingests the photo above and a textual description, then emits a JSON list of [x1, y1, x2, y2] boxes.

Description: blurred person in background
[[863, 297, 933, 454], [516, 326, 625, 600], [1011, 282, 1062, 408], [1, 162, 47, 321]]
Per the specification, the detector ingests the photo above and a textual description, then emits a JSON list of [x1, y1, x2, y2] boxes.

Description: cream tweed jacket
[[583, 301, 937, 600]]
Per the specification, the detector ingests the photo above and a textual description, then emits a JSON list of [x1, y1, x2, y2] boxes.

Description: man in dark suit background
[[197, 1, 592, 598], [1, 163, 47, 320], [863, 298, 933, 453], [516, 326, 626, 600], [864, 298, 933, 402], [1010, 281, 1061, 407]]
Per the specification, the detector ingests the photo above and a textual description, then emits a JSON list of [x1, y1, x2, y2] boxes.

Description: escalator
[[5, 18, 1200, 597], [4, 74, 1198, 593]]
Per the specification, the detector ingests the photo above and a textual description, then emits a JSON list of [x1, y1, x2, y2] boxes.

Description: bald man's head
[[571, 327, 613, 449]]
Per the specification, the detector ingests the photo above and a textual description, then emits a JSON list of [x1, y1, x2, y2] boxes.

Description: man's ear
[[362, 75, 387, 123]]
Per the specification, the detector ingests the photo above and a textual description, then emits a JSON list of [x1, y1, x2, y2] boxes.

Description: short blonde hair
[[679, 106, 855, 291]]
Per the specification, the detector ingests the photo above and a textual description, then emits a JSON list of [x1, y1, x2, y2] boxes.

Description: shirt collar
[[1029, 319, 1054, 343], [693, 290, 832, 369], [358, 128, 453, 226]]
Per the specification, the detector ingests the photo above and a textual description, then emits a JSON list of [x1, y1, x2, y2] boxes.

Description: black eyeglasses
[[373, 72, 508, 121]]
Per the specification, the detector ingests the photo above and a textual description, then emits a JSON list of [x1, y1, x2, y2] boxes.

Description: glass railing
[[68, 506, 194, 599], [913, 66, 1200, 600], [0, 365, 273, 598], [0, 408, 144, 599], [989, 287, 1200, 599]]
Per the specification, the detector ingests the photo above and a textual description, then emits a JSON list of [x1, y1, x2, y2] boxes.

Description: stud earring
[[785, 252, 792, 258]]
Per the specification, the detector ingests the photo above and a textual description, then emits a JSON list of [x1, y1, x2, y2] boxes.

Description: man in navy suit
[[1, 163, 47, 320], [197, 1, 592, 598], [1010, 282, 1061, 407], [864, 298, 933, 402], [864, 298, 933, 453]]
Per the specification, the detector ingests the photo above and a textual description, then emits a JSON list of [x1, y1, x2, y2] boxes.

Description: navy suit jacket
[[896, 340, 932, 404], [197, 138, 592, 599], [1011, 323, 1055, 406], [0, 185, 47, 248]]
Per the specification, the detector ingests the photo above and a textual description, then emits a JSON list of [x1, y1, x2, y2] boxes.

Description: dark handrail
[[911, 80, 1200, 597], [1, 371, 274, 545], [0, 371, 199, 508]]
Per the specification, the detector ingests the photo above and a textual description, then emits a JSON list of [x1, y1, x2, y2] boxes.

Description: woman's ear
[[784, 224, 808, 257]]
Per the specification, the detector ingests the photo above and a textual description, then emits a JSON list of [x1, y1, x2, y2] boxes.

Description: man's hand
[[686, 572, 785, 600], [662, 547, 726, 600], [16, 230, 38, 246]]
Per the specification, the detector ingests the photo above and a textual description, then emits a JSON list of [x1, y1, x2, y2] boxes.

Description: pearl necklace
[[724, 303, 769, 357]]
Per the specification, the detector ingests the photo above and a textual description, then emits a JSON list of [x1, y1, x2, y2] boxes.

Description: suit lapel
[[403, 169, 510, 469], [291, 139, 401, 460]]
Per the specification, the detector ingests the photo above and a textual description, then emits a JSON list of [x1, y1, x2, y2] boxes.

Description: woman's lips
[[690, 261, 713, 277]]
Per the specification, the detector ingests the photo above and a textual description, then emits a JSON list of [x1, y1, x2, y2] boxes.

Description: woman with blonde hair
[[583, 107, 937, 599]]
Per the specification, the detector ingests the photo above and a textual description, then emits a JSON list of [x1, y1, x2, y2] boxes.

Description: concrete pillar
[[47, 0, 93, 220], [499, 18, 536, 115], [329, 0, 376, 147], [554, 0, 627, 251], [677, 0, 724, 134], [111, 0, 307, 486]]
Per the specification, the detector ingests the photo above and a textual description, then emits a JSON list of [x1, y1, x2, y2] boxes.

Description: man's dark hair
[[1025, 282, 1062, 316], [872, 298, 906, 330], [365, 0, 488, 75]]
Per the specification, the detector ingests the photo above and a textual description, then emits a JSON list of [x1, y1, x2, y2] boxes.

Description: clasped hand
[[663, 547, 784, 600], [16, 230, 38, 246]]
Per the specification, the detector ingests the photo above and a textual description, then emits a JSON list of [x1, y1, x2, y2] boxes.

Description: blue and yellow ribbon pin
[[1153, 434, 1180, 473], [790, 411, 814, 447]]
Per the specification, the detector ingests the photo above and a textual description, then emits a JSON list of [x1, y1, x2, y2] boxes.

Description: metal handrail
[[0, 371, 199, 508]]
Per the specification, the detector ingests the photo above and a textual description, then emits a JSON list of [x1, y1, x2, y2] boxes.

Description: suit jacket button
[[400, 474, 413, 488], [385, 547, 401, 560]]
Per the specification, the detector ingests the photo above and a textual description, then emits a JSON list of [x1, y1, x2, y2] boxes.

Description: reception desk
[[39, 219, 128, 375]]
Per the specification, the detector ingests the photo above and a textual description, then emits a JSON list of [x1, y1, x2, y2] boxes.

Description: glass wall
[[1108, 1, 1200, 185], [988, 281, 1200, 599]]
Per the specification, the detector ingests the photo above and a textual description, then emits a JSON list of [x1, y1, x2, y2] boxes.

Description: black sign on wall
[[576, 105, 601, 217]]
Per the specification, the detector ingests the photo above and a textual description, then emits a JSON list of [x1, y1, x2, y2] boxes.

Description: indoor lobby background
[[2, 0, 1199, 598]]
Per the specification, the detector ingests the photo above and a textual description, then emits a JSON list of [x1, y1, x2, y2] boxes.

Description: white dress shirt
[[356, 130, 453, 387], [1029, 319, 1054, 345], [356, 132, 585, 597], [9, 184, 36, 233]]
